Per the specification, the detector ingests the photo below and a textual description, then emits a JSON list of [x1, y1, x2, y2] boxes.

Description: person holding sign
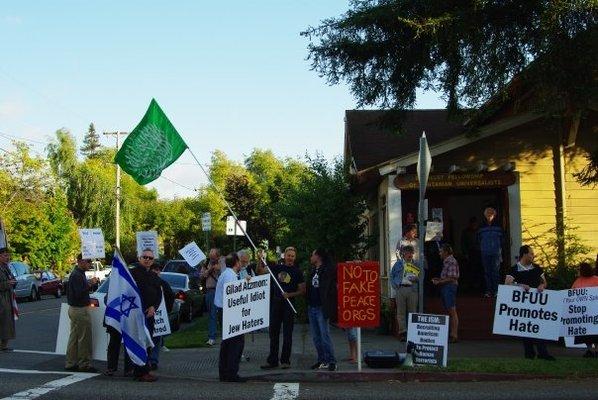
[[571, 262, 598, 357], [391, 245, 420, 342], [214, 253, 246, 383], [432, 244, 459, 343], [148, 264, 175, 370], [0, 248, 17, 351], [504, 245, 555, 361], [306, 248, 338, 371], [259, 246, 305, 370], [201, 248, 223, 346]]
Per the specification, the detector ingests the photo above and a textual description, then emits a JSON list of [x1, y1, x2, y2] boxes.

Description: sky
[[0, 1, 445, 199]]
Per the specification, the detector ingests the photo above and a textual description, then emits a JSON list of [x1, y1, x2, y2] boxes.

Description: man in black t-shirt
[[505, 245, 555, 361], [260, 247, 305, 369]]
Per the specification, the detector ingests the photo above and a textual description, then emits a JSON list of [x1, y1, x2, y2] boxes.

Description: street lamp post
[[103, 131, 128, 249]]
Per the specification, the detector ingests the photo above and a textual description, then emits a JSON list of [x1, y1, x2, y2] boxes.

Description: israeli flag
[[105, 250, 154, 366]]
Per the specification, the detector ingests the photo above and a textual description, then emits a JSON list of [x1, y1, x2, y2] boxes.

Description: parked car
[[9, 261, 39, 301], [159, 272, 203, 322], [36, 271, 64, 298], [63, 261, 110, 292], [89, 276, 182, 332]]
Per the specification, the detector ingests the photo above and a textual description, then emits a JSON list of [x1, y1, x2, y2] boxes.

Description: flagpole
[[187, 148, 298, 314]]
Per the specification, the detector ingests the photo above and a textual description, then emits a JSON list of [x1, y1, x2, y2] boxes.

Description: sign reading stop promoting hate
[[493, 285, 563, 340], [561, 287, 598, 337], [337, 261, 380, 328], [407, 313, 449, 367], [222, 274, 270, 340]]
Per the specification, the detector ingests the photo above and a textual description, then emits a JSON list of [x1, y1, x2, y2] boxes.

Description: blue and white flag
[[105, 250, 154, 366]]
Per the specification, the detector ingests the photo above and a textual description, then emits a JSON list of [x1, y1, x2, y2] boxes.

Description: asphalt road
[[2, 297, 596, 400]]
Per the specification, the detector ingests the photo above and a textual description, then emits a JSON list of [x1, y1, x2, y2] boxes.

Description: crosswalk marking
[[0, 368, 97, 400]]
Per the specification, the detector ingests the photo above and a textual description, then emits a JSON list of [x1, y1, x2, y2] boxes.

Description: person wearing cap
[[65, 254, 99, 372], [0, 247, 16, 351]]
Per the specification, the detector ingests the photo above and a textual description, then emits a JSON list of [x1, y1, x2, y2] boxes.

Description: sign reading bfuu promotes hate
[[493, 285, 563, 340]]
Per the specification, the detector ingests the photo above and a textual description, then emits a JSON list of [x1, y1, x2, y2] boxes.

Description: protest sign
[[407, 313, 449, 367], [493, 285, 563, 340], [178, 241, 206, 267], [79, 228, 105, 259], [424, 221, 443, 241], [153, 293, 171, 337], [337, 261, 380, 328], [222, 274, 270, 340], [55, 304, 108, 361], [136, 231, 159, 257], [561, 287, 598, 337]]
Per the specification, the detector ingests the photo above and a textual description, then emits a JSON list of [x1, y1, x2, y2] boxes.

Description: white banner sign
[[55, 304, 108, 361], [201, 212, 211, 232], [226, 216, 246, 236], [178, 241, 206, 267], [407, 313, 449, 367], [493, 285, 563, 340], [153, 293, 171, 337], [223, 274, 270, 340], [79, 228, 105, 259], [561, 287, 598, 337], [136, 231, 159, 258]]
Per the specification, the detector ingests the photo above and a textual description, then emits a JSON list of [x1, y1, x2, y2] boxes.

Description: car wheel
[[29, 287, 38, 302], [55, 288, 62, 298]]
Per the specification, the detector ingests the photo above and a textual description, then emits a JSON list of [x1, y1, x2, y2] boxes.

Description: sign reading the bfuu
[[222, 275, 270, 340], [493, 285, 563, 340], [337, 261, 380, 328], [561, 287, 598, 337], [407, 313, 449, 367]]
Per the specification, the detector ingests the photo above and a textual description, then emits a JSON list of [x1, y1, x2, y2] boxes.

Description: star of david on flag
[[105, 249, 154, 366]]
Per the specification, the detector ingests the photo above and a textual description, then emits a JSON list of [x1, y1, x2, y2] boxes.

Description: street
[[0, 297, 596, 400]]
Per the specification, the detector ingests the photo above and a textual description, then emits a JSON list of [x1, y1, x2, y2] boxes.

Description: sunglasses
[[141, 256, 154, 260]]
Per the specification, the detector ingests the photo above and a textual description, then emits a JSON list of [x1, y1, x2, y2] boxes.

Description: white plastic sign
[[79, 228, 105, 259], [178, 242, 206, 267], [561, 287, 598, 337], [407, 313, 449, 367], [153, 294, 171, 337], [222, 274, 270, 340], [136, 231, 159, 258], [55, 304, 108, 361], [226, 216, 246, 236]]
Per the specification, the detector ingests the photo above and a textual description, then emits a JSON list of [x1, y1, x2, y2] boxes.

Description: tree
[[302, 1, 597, 177], [46, 129, 77, 183], [80, 123, 102, 159]]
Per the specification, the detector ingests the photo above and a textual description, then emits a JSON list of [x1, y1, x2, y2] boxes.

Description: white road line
[[271, 383, 300, 400], [12, 350, 57, 355], [0, 368, 97, 400]]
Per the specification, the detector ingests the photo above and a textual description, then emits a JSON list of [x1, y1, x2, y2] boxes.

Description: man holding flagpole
[[105, 249, 158, 382]]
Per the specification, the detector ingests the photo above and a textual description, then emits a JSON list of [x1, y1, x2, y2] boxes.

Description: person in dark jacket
[[129, 248, 163, 382], [148, 263, 174, 370], [65, 254, 98, 373], [306, 248, 338, 371], [477, 207, 505, 297]]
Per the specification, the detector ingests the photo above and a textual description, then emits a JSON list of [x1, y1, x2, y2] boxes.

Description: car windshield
[[163, 260, 194, 274], [160, 273, 187, 290]]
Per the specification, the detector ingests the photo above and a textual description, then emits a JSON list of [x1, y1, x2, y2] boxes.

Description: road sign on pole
[[201, 212, 211, 232], [226, 216, 246, 236], [417, 132, 431, 313]]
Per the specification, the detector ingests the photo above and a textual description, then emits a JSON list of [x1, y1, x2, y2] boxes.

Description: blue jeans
[[308, 306, 336, 364], [149, 335, 163, 365], [206, 289, 218, 340], [482, 254, 501, 294]]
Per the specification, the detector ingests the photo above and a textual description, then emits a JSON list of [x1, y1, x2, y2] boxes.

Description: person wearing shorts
[[432, 244, 459, 343]]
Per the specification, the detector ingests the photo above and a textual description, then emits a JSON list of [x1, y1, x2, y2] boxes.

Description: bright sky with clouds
[[0, 1, 445, 199]]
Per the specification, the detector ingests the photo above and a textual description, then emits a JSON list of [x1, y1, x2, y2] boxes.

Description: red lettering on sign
[[337, 261, 380, 328]]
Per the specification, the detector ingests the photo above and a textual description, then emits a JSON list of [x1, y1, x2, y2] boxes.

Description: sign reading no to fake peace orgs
[[337, 261, 380, 328], [493, 285, 563, 340], [223, 274, 270, 340]]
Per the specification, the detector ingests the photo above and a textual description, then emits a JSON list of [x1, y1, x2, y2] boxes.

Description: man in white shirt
[[215, 253, 247, 382]]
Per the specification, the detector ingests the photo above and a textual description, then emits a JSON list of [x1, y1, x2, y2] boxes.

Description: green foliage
[[46, 129, 77, 181], [80, 123, 103, 159]]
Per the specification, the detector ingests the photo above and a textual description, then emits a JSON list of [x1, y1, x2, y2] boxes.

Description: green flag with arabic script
[[115, 99, 187, 185]]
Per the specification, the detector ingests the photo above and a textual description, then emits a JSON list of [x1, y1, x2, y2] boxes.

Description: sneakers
[[260, 363, 278, 370], [206, 339, 215, 346], [328, 363, 337, 371], [280, 363, 291, 369], [310, 362, 323, 370], [318, 363, 329, 370], [136, 373, 158, 382]]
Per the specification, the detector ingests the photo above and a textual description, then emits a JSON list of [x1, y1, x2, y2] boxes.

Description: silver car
[[10, 261, 39, 301]]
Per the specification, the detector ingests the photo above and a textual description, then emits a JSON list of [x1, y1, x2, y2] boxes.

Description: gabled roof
[[345, 110, 464, 172]]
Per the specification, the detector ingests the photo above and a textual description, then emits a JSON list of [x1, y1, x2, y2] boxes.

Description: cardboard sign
[[337, 261, 380, 328], [178, 242, 206, 267], [222, 274, 270, 340], [136, 231, 159, 258], [561, 287, 598, 337], [79, 228, 105, 259], [226, 216, 246, 236], [55, 304, 108, 361], [153, 293, 171, 337], [493, 285, 563, 340], [407, 313, 449, 367]]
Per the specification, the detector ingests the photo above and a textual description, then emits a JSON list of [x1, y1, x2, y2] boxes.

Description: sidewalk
[[155, 324, 587, 382]]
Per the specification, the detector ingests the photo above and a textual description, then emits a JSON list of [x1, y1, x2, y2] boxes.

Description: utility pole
[[103, 131, 128, 249]]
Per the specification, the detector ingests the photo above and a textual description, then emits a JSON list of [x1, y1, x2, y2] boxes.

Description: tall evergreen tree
[[80, 123, 102, 159]]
